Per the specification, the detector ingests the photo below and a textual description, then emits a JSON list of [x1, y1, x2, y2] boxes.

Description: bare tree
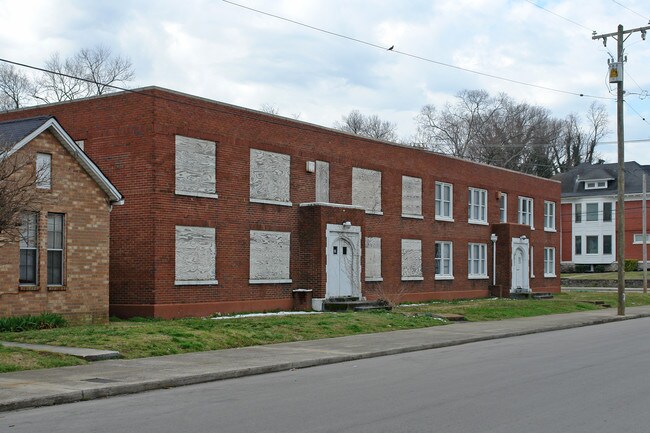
[[259, 103, 280, 115], [0, 64, 33, 110], [0, 142, 43, 244], [335, 109, 399, 142], [414, 90, 610, 177], [33, 45, 135, 103]]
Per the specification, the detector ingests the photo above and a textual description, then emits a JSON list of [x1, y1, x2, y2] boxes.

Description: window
[[365, 237, 382, 281], [575, 203, 582, 223], [175, 136, 217, 198], [47, 213, 64, 286], [175, 226, 217, 285], [36, 153, 51, 189], [584, 180, 607, 190], [530, 246, 535, 278], [499, 193, 507, 222], [467, 243, 487, 278], [435, 182, 453, 221], [249, 231, 291, 283], [575, 236, 582, 255], [468, 188, 487, 224], [402, 176, 423, 218], [586, 235, 599, 254], [352, 167, 382, 214], [250, 149, 291, 206], [544, 201, 556, 231], [435, 241, 453, 279], [634, 234, 650, 244], [518, 197, 534, 227], [19, 212, 38, 285], [603, 202, 613, 222], [586, 203, 598, 221], [544, 247, 556, 277], [603, 235, 613, 255], [401, 239, 423, 281]]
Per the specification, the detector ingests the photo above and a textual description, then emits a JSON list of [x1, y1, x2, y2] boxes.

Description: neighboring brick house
[[0, 88, 561, 318], [555, 162, 650, 270], [0, 117, 123, 323]]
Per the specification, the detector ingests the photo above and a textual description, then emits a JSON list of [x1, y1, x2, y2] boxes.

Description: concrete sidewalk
[[2, 305, 650, 413]]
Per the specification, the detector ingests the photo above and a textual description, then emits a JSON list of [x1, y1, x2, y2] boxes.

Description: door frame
[[325, 223, 361, 299], [511, 237, 530, 293]]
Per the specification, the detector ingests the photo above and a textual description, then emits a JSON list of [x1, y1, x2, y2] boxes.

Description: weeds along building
[[0, 87, 561, 318]]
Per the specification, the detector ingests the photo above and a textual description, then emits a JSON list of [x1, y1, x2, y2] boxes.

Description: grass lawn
[[2, 291, 649, 372], [562, 271, 648, 280]]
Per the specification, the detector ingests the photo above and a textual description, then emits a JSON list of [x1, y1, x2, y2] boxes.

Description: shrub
[[593, 265, 606, 273], [575, 264, 591, 273], [0, 312, 66, 332], [625, 259, 639, 272]]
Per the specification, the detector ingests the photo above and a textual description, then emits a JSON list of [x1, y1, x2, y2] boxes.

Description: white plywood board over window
[[250, 149, 291, 205], [401, 239, 423, 280], [402, 176, 423, 218], [365, 237, 382, 281], [175, 226, 217, 285], [352, 167, 382, 214], [249, 230, 292, 283], [175, 135, 217, 198]]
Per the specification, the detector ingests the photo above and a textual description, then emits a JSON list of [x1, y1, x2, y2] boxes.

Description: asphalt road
[[2, 318, 650, 433]]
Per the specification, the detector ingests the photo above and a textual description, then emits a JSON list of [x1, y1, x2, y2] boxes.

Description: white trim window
[[586, 203, 599, 222], [634, 234, 650, 244], [544, 247, 556, 277], [47, 213, 64, 286], [586, 235, 599, 254], [518, 197, 534, 228], [435, 182, 453, 221], [467, 243, 488, 279], [19, 212, 38, 285], [468, 188, 487, 224], [544, 201, 556, 231], [530, 246, 535, 278], [584, 180, 608, 190], [435, 241, 453, 279], [36, 153, 51, 190], [499, 193, 507, 223]]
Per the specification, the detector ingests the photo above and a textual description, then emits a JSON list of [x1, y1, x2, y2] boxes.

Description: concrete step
[[323, 299, 390, 312]]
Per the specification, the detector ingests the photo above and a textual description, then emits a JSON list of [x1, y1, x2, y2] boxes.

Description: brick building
[[0, 88, 561, 318], [0, 117, 123, 323]]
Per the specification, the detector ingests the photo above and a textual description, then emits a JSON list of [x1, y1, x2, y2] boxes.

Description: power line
[[624, 99, 650, 126], [222, 0, 613, 101], [523, 0, 595, 33], [610, 0, 650, 20]]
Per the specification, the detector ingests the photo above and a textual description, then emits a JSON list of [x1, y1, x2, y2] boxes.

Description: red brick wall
[[560, 203, 573, 262], [624, 199, 650, 261], [0, 131, 111, 323], [0, 88, 562, 317]]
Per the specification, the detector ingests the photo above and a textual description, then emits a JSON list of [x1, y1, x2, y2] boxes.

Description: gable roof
[[0, 116, 124, 205], [554, 162, 650, 198]]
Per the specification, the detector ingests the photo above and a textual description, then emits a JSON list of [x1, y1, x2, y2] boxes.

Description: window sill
[[544, 228, 556, 233], [365, 277, 384, 282], [468, 275, 489, 280], [47, 286, 67, 291], [468, 220, 489, 226], [18, 285, 39, 292], [435, 216, 454, 223], [402, 214, 424, 220], [544, 273, 557, 278], [175, 280, 218, 286], [249, 279, 293, 284], [250, 198, 293, 207], [401, 276, 424, 281], [365, 210, 384, 216], [435, 275, 454, 280], [176, 191, 219, 199]]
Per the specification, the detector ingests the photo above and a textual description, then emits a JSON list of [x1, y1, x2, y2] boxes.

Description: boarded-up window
[[175, 226, 217, 285], [365, 237, 382, 281], [402, 176, 422, 218], [250, 149, 291, 205], [352, 167, 381, 214], [249, 230, 291, 283], [401, 239, 423, 281], [175, 135, 217, 198]]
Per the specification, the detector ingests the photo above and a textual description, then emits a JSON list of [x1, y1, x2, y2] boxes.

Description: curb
[[2, 311, 650, 413]]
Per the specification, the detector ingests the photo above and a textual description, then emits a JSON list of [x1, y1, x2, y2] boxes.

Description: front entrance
[[326, 224, 361, 298], [511, 237, 530, 293]]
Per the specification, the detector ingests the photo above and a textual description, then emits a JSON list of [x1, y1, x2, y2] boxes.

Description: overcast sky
[[2, 0, 649, 164]]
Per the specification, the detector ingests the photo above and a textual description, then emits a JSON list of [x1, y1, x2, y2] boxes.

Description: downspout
[[490, 233, 498, 286]]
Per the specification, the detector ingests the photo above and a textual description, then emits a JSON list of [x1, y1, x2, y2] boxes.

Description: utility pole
[[641, 171, 648, 294], [593, 24, 650, 315]]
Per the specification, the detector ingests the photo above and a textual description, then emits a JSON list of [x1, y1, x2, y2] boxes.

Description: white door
[[326, 224, 361, 299], [511, 238, 530, 292]]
